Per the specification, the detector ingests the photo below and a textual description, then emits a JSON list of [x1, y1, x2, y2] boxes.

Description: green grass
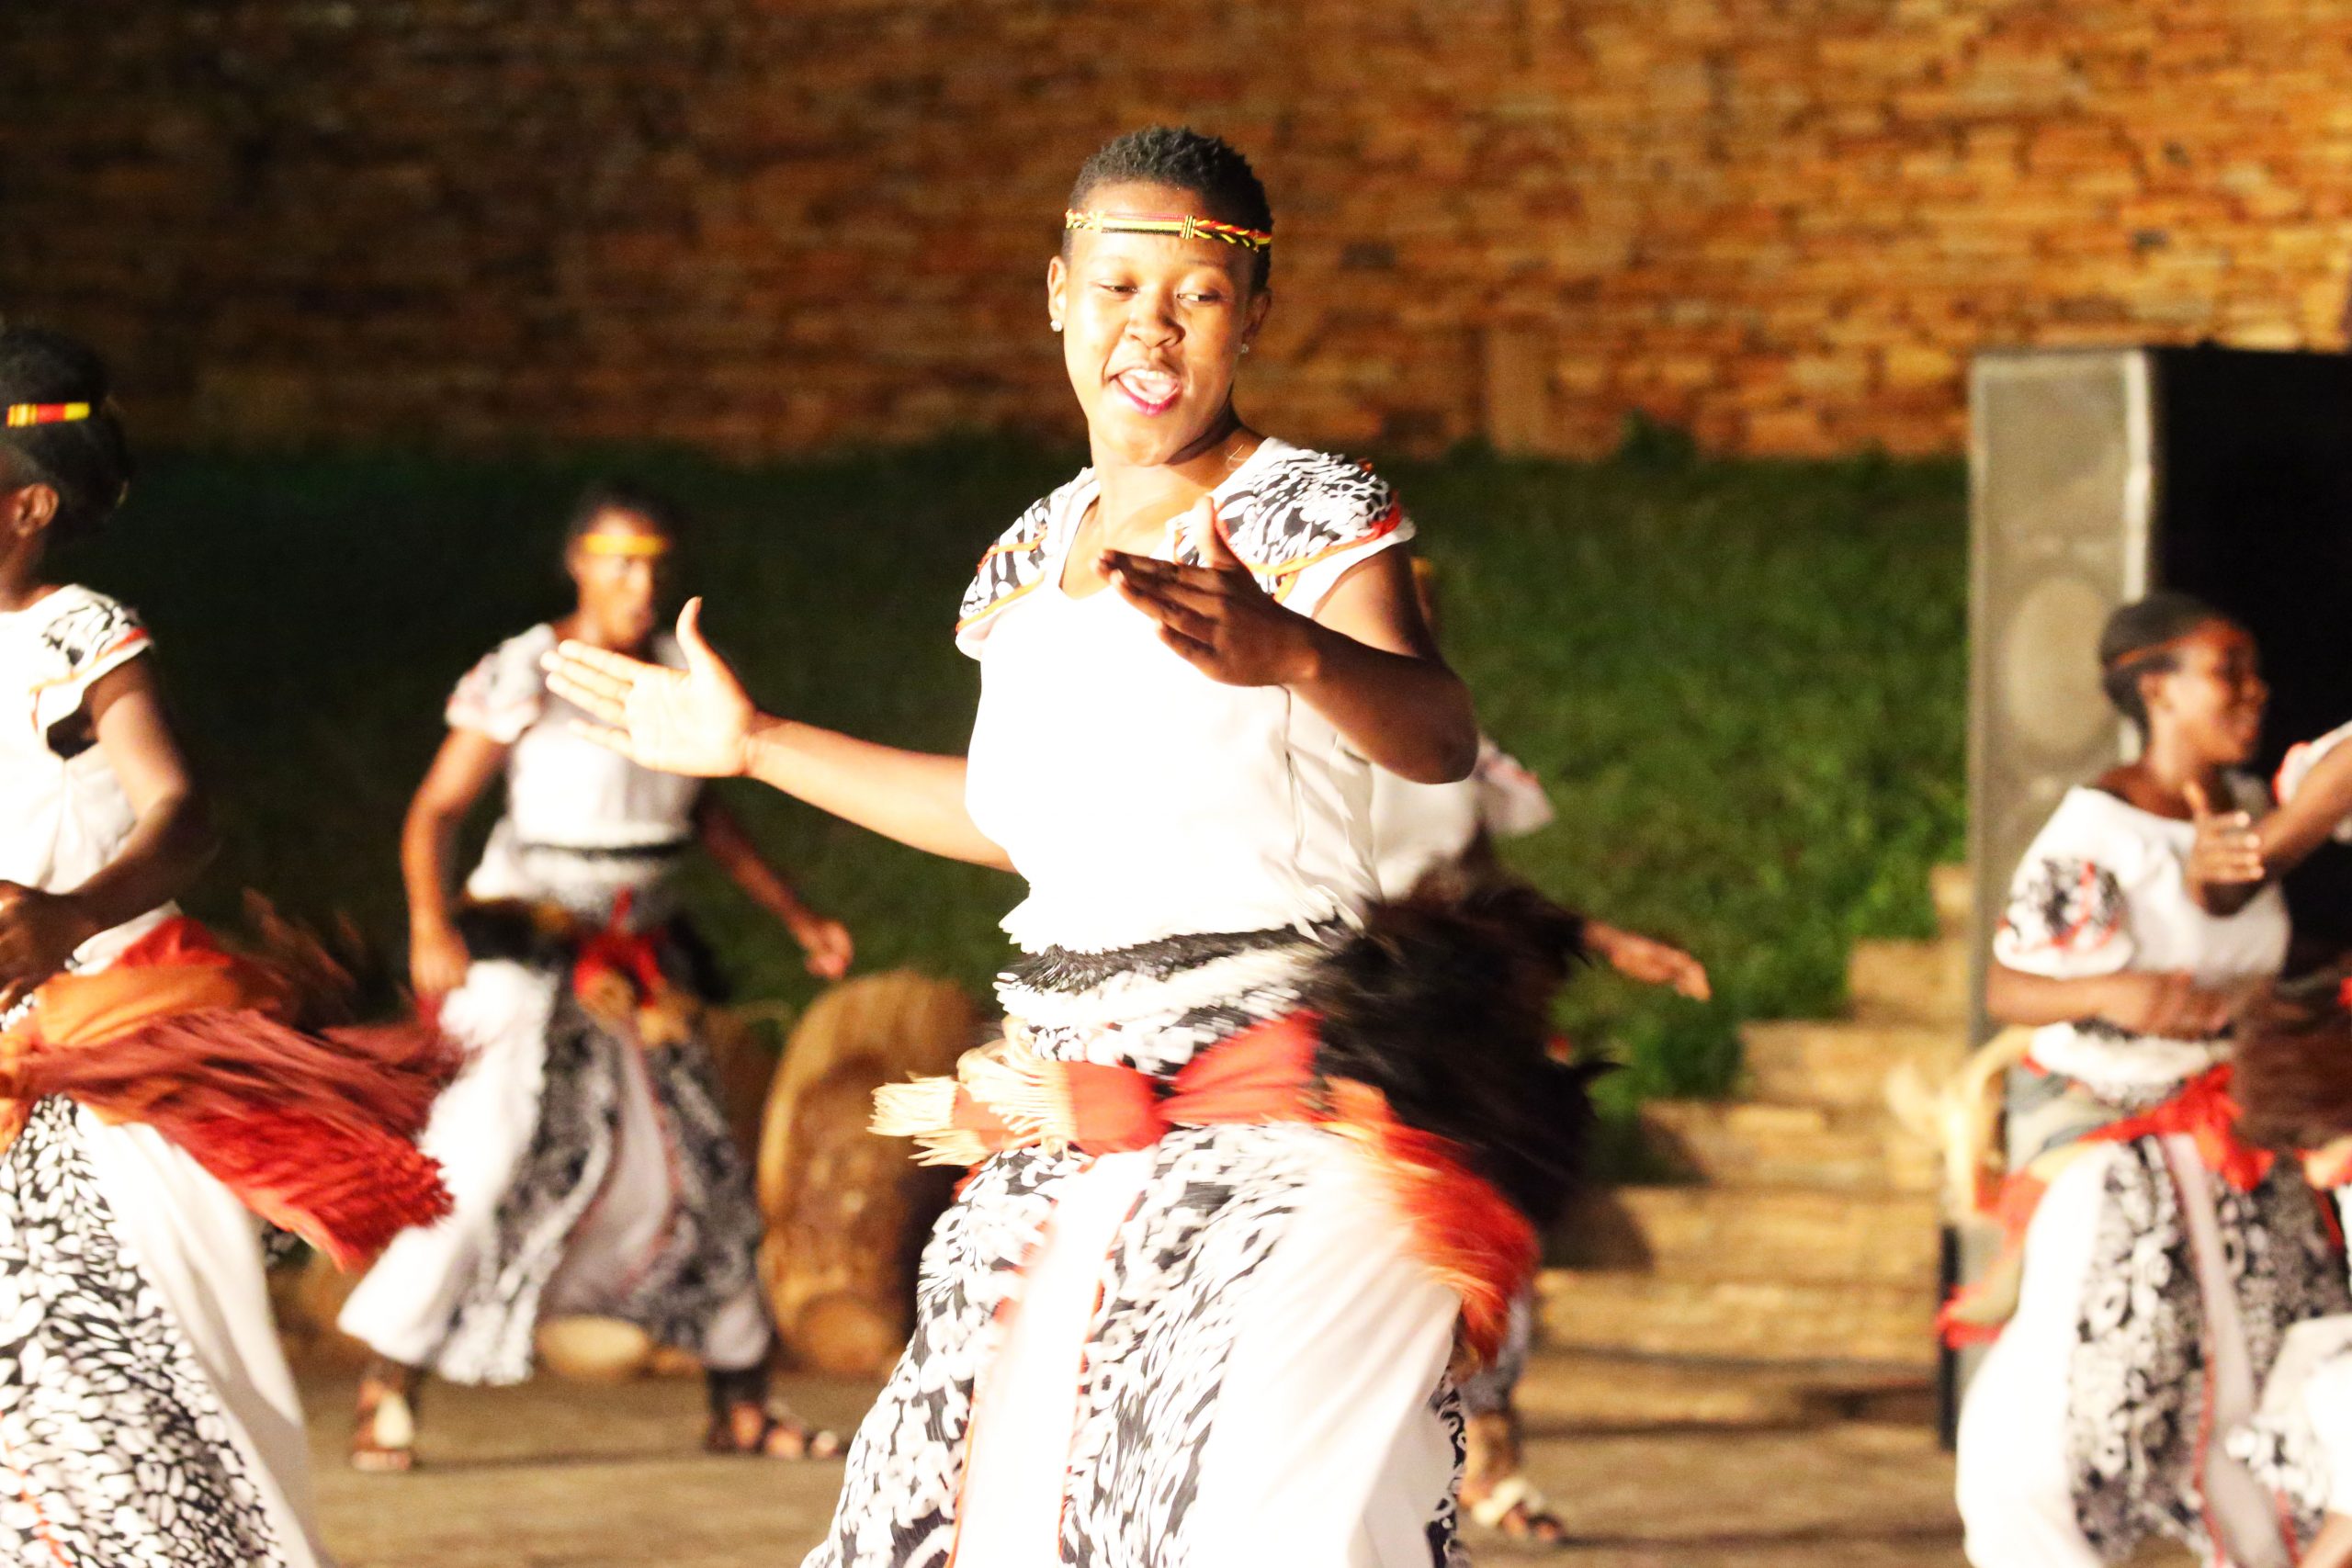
[[63, 435, 1965, 1103]]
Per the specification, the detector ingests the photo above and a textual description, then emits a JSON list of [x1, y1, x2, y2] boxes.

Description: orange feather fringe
[[0, 919, 460, 1269], [1323, 1081, 1537, 1365]]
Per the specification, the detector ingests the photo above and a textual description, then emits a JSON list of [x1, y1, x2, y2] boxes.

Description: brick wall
[[6, 0, 2351, 458]]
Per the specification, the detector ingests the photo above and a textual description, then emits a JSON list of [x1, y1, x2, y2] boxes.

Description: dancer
[[1951, 591, 2347, 1568], [2217, 995, 2352, 1568], [337, 483, 852, 1470], [549, 126, 1598, 1565], [1371, 564, 1708, 1547], [0, 327, 454, 1566]]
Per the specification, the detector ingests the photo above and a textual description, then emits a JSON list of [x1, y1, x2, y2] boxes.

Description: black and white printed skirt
[[337, 954, 770, 1385], [805, 929, 1469, 1568], [0, 1096, 324, 1567]]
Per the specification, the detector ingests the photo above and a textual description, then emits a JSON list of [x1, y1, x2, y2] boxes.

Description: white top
[[2278, 721, 2352, 844], [447, 624, 703, 920], [961, 438, 1416, 953], [1995, 783, 2290, 1093], [0, 585, 172, 976], [1369, 739, 1555, 897]]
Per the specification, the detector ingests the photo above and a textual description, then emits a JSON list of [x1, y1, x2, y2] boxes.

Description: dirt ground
[[302, 1357, 1986, 1568]]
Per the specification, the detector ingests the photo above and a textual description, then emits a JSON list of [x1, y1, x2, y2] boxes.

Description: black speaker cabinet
[[1969, 346, 2352, 1047]]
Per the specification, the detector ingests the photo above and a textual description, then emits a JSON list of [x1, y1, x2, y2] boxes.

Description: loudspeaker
[[1968, 346, 2352, 1047]]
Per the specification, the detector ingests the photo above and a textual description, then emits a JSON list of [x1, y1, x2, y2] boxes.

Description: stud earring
[[1240, 344, 1252, 355], [1050, 321, 1063, 333]]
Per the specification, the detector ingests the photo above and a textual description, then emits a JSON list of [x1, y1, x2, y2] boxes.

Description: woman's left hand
[[0, 882, 96, 1012], [1585, 919, 1712, 1001], [791, 914, 854, 981], [1104, 499, 1318, 688]]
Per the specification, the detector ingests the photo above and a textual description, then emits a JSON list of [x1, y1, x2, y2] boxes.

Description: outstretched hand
[[543, 599, 758, 779], [792, 914, 854, 981], [1584, 920, 1712, 1001], [1104, 498, 1318, 688]]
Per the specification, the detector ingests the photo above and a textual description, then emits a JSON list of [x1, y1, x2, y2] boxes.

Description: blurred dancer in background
[[339, 484, 851, 1471]]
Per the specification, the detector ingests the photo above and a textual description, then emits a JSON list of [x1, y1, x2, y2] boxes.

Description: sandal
[[1466, 1475, 1569, 1545], [350, 1367, 421, 1473], [706, 1399, 842, 1461]]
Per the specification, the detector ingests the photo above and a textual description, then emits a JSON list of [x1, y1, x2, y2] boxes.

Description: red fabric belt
[[945, 1013, 1321, 1156], [873, 1010, 1536, 1362], [1939, 1062, 2273, 1349]]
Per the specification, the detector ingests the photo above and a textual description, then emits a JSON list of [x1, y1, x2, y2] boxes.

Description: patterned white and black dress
[[0, 587, 329, 1568], [337, 625, 770, 1383], [808, 440, 1471, 1568]]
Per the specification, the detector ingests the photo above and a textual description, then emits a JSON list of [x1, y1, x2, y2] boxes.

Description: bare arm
[[1984, 959, 2235, 1038], [401, 726, 508, 998], [543, 600, 1014, 871], [737, 719, 1011, 869], [2260, 740, 2352, 875], [1104, 503, 1476, 784], [1289, 547, 1480, 784], [693, 795, 854, 977], [0, 660, 217, 1009], [2185, 755, 2352, 915]]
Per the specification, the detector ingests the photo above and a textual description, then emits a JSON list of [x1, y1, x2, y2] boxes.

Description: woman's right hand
[[2096, 969, 2238, 1039], [410, 919, 472, 1001], [543, 599, 758, 779]]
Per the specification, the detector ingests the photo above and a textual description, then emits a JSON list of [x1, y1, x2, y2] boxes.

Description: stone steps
[[1559, 1185, 1943, 1288], [1847, 937, 1970, 1029], [1510, 1348, 1934, 1429], [1930, 862, 1973, 942], [1535, 865, 1970, 1376], [1536, 1269, 1938, 1368], [1740, 1019, 1966, 1110], [1641, 1099, 1938, 1194]]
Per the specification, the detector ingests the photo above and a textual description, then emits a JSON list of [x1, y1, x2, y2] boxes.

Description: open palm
[[542, 599, 755, 779]]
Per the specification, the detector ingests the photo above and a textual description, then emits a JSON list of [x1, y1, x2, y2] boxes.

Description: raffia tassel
[[957, 1032, 1074, 1151], [869, 1075, 989, 1166]]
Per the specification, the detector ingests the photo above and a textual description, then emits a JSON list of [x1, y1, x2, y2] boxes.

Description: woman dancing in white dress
[[551, 127, 1601, 1566]]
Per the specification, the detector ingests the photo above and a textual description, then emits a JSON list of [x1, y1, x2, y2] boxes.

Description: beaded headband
[[2102, 626, 2233, 672], [4, 402, 93, 429], [1065, 209, 1272, 251], [577, 533, 672, 559]]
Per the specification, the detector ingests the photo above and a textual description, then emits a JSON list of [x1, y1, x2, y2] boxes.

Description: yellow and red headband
[[1065, 209, 1272, 252], [5, 402, 93, 430], [576, 533, 672, 560]]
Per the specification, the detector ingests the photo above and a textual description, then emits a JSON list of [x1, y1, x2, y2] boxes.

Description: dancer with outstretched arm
[[550, 127, 1600, 1566]]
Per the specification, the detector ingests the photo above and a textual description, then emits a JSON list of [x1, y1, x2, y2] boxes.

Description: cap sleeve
[[1473, 742, 1555, 840], [956, 491, 1062, 659], [29, 589, 152, 735], [447, 628, 550, 744], [1993, 850, 2135, 978], [1211, 450, 1414, 618], [2278, 722, 2352, 845]]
